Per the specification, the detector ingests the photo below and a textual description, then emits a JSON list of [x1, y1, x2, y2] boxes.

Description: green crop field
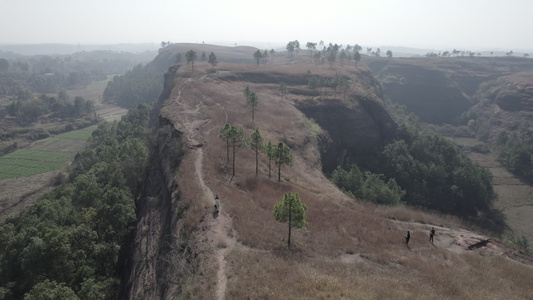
[[0, 125, 98, 180], [0, 150, 70, 180], [57, 125, 98, 140]]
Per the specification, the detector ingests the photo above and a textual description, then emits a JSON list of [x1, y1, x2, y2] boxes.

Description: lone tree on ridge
[[279, 82, 287, 100], [228, 125, 248, 179], [253, 50, 263, 65], [354, 51, 361, 68], [247, 91, 258, 122], [243, 86, 251, 101], [273, 192, 308, 250], [185, 50, 198, 72], [208, 52, 218, 69]]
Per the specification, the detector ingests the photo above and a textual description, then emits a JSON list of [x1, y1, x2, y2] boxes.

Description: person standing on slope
[[430, 227, 435, 243], [405, 231, 410, 245], [214, 194, 220, 213]]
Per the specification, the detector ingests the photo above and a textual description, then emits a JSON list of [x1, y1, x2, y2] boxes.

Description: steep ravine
[[123, 66, 186, 299]]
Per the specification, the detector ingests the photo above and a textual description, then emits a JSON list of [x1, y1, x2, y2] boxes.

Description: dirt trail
[[175, 86, 236, 300], [193, 146, 236, 300]]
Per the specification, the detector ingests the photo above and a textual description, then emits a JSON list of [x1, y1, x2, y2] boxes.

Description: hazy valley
[[1, 43, 533, 299]]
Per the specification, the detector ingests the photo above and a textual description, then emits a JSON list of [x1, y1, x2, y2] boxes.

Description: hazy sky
[[2, 0, 532, 51]]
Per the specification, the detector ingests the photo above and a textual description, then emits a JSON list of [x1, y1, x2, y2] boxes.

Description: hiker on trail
[[405, 231, 410, 245], [214, 194, 220, 213], [430, 227, 435, 243]]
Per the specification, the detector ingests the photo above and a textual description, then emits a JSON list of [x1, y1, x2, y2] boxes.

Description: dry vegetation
[[161, 58, 533, 299]]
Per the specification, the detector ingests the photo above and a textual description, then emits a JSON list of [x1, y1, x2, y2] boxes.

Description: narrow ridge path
[[194, 147, 236, 300]]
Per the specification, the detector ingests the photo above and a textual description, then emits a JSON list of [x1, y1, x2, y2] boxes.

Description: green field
[[57, 125, 98, 140], [0, 125, 97, 180]]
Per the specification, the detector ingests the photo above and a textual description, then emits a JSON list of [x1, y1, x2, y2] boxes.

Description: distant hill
[[0, 43, 157, 56]]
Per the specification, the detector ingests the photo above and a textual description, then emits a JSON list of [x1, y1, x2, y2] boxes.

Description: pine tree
[[273, 192, 308, 250], [250, 129, 264, 176]]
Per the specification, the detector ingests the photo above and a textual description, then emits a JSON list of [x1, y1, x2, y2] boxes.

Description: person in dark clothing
[[430, 227, 435, 243], [405, 231, 410, 245], [214, 194, 220, 213]]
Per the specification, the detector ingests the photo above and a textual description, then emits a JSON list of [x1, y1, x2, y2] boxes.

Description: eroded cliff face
[[471, 70, 533, 142], [365, 56, 533, 126], [364, 56, 533, 144], [488, 72, 533, 112], [295, 95, 397, 174], [123, 65, 185, 299]]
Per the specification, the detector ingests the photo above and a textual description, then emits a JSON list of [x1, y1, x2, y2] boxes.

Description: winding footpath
[[176, 84, 235, 299]]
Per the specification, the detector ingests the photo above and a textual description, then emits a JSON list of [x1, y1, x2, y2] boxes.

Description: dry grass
[[165, 57, 533, 299]]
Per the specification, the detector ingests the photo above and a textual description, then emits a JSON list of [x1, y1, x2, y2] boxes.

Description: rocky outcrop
[[489, 72, 533, 112]]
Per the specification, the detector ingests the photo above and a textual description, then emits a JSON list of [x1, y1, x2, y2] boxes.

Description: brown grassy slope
[[162, 59, 533, 299]]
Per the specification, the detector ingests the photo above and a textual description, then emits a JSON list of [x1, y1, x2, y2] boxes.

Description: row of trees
[[0, 104, 152, 299], [425, 49, 529, 58], [284, 41, 367, 68], [175, 50, 219, 71], [219, 124, 293, 182], [0, 71, 95, 98], [364, 48, 393, 58], [308, 73, 351, 98], [7, 92, 95, 123], [253, 49, 273, 65], [312, 43, 362, 68]]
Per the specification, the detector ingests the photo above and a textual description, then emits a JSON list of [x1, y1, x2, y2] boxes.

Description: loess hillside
[[129, 47, 533, 299], [364, 55, 533, 243]]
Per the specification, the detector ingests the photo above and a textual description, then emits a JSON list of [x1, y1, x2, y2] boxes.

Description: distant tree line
[[424, 49, 529, 58], [103, 64, 163, 108], [7, 91, 95, 123], [0, 104, 153, 299], [308, 72, 350, 98], [295, 41, 364, 68], [0, 51, 154, 99]]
